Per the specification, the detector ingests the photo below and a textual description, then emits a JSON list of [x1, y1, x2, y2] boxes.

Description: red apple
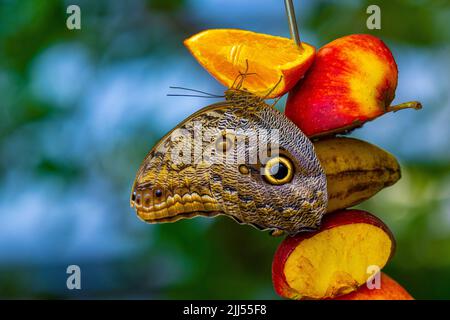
[[285, 34, 421, 137], [333, 272, 414, 300], [272, 209, 396, 300]]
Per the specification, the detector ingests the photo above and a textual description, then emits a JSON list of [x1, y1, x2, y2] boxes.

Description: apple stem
[[387, 101, 422, 112], [284, 0, 304, 51]]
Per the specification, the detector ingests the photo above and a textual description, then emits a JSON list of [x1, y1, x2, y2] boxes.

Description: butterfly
[[130, 73, 327, 236]]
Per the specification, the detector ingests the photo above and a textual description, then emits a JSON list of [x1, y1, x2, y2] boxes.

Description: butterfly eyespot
[[238, 164, 249, 174], [135, 194, 141, 205], [215, 133, 233, 153], [263, 156, 294, 185]]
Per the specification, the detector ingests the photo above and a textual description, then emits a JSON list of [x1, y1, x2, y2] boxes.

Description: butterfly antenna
[[166, 94, 224, 98], [263, 75, 283, 100], [270, 96, 283, 108], [167, 86, 224, 98]]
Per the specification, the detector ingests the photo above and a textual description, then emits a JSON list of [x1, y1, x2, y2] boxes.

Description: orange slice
[[184, 29, 315, 98]]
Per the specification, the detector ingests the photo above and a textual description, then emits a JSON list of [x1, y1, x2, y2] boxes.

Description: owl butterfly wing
[[130, 100, 328, 234], [205, 103, 328, 234], [249, 104, 328, 233], [130, 102, 234, 223]]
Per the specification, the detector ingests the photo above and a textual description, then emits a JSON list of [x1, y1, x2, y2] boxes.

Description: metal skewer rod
[[284, 0, 303, 50]]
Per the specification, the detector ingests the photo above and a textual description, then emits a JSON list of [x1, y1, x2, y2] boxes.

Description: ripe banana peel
[[314, 137, 401, 213]]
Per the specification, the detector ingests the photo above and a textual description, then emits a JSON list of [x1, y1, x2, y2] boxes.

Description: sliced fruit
[[272, 209, 395, 300], [285, 34, 421, 137], [313, 137, 401, 213], [185, 29, 315, 98], [333, 273, 414, 300]]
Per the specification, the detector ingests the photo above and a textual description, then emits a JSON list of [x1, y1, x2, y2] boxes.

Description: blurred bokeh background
[[0, 0, 449, 299]]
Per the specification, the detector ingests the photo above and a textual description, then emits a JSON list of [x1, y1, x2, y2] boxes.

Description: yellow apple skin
[[285, 34, 398, 137]]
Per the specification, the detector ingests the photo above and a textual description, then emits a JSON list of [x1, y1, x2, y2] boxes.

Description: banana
[[313, 137, 401, 213]]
